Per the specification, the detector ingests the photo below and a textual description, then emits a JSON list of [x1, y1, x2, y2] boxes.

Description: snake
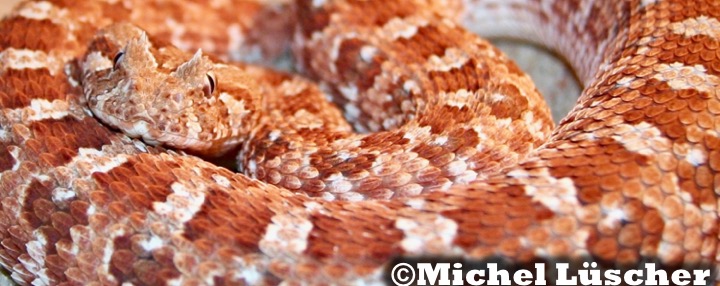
[[0, 0, 718, 285]]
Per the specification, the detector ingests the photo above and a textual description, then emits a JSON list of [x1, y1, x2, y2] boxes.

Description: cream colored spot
[[259, 212, 313, 256], [153, 182, 207, 224], [27, 99, 71, 121], [445, 89, 473, 108], [276, 78, 307, 97], [670, 16, 720, 40], [403, 79, 420, 93], [524, 176, 579, 214], [79, 148, 129, 174], [686, 148, 706, 166], [396, 216, 459, 254], [15, 1, 56, 20], [382, 18, 422, 40], [360, 45, 377, 62], [212, 174, 231, 188], [653, 62, 720, 96], [339, 84, 359, 101], [427, 48, 469, 72], [612, 122, 671, 156], [405, 198, 426, 210], [139, 235, 164, 252], [0, 48, 60, 74]]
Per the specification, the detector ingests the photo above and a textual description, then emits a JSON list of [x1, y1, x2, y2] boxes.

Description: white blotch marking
[[427, 48, 469, 72], [259, 212, 313, 256], [0, 48, 58, 74], [445, 89, 473, 108], [395, 216, 459, 254], [236, 265, 262, 285], [72, 148, 129, 175], [523, 111, 548, 140], [5, 99, 73, 124], [669, 15, 720, 40], [303, 201, 326, 213], [653, 62, 720, 96], [444, 160, 467, 177], [472, 125, 489, 142], [27, 99, 70, 121], [507, 169, 531, 179], [336, 150, 352, 161], [490, 93, 506, 103], [277, 79, 306, 97], [611, 122, 671, 156], [268, 130, 282, 141], [86, 205, 96, 216], [382, 18, 421, 40], [139, 235, 164, 252], [686, 148, 706, 166], [454, 170, 478, 184], [52, 188, 76, 203], [615, 76, 635, 88], [212, 174, 231, 188], [102, 228, 127, 263], [405, 198, 426, 210], [524, 177, 579, 212], [16, 1, 55, 20], [521, 170, 596, 253], [600, 208, 627, 230], [330, 179, 353, 194], [403, 79, 420, 93], [360, 45, 377, 62], [153, 182, 207, 224], [433, 136, 448, 145], [339, 84, 359, 101], [344, 103, 361, 120]]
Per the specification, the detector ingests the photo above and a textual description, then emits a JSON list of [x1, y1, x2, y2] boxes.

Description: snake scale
[[0, 0, 718, 285]]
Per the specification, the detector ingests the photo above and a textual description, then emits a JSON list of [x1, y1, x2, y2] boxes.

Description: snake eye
[[112, 52, 124, 71], [204, 72, 216, 97]]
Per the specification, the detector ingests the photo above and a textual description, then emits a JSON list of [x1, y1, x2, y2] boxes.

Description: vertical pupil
[[206, 74, 215, 94], [113, 52, 124, 69]]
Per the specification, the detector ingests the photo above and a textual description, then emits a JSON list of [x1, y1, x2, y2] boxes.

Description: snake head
[[82, 23, 261, 156]]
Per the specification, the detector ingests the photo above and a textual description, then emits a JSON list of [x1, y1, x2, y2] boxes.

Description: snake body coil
[[0, 0, 718, 285]]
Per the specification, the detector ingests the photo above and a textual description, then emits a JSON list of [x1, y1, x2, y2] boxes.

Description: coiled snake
[[0, 0, 718, 284]]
